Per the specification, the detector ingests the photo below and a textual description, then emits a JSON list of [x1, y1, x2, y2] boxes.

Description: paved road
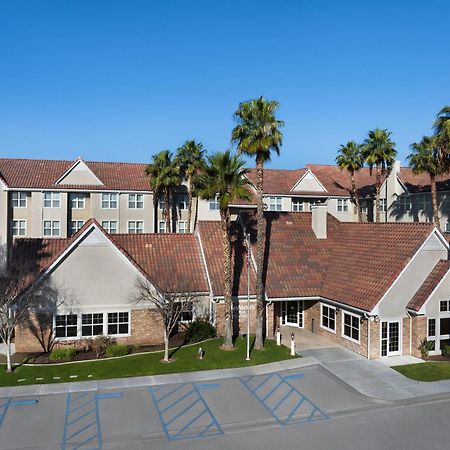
[[0, 365, 447, 450]]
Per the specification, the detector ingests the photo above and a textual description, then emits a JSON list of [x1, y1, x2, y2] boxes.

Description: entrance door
[[381, 321, 401, 356], [283, 301, 303, 328]]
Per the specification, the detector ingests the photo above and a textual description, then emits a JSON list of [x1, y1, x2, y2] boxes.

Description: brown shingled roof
[[407, 260, 450, 312]]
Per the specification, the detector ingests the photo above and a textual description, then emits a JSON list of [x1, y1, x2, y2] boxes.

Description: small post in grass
[[276, 325, 281, 346], [198, 347, 204, 360], [290, 332, 296, 356]]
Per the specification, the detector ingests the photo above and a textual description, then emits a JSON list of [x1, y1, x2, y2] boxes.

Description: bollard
[[276, 325, 281, 346], [198, 347, 203, 360], [290, 333, 295, 356]]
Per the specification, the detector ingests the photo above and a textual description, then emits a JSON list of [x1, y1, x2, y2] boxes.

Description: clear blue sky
[[1, 0, 449, 169]]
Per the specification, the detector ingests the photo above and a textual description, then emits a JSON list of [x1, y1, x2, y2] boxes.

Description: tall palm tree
[[231, 96, 284, 350], [175, 140, 206, 232], [145, 150, 180, 233], [195, 151, 252, 348], [407, 136, 441, 229], [336, 141, 364, 222], [433, 106, 450, 167], [362, 129, 397, 222]]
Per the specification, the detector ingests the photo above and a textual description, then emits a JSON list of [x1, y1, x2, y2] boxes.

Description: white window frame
[[54, 313, 78, 339], [342, 311, 360, 344], [337, 198, 348, 212], [128, 193, 144, 209], [208, 195, 220, 211], [101, 220, 117, 234], [11, 219, 27, 236], [101, 193, 118, 209], [70, 193, 85, 209], [158, 193, 165, 210], [128, 220, 144, 234], [440, 300, 450, 312], [70, 220, 85, 236], [107, 311, 131, 336], [11, 192, 27, 208], [177, 193, 188, 211], [292, 198, 304, 212], [177, 221, 188, 234], [81, 312, 105, 337], [380, 198, 387, 213], [43, 192, 61, 208], [398, 196, 411, 212], [445, 223, 450, 234], [159, 221, 166, 233], [320, 303, 336, 333], [43, 220, 61, 237], [178, 303, 194, 323], [268, 197, 282, 212]]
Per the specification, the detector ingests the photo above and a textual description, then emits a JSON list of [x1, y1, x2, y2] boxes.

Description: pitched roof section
[[398, 167, 450, 193], [245, 168, 308, 195], [0, 158, 151, 191], [407, 260, 450, 312], [197, 221, 256, 297]]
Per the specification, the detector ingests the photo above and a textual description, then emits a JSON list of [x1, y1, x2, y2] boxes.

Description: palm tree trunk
[[430, 173, 440, 229], [187, 175, 193, 233], [220, 209, 233, 348], [375, 166, 381, 223], [350, 172, 362, 222], [164, 189, 171, 233], [255, 157, 265, 350]]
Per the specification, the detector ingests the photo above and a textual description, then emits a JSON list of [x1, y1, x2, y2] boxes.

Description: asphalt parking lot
[[0, 365, 378, 450]]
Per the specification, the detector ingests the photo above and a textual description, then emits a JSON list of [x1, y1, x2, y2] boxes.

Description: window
[[446, 223, 450, 234], [268, 197, 282, 211], [321, 304, 336, 332], [43, 220, 60, 237], [177, 193, 188, 211], [159, 221, 166, 233], [102, 220, 117, 234], [337, 199, 348, 212], [11, 192, 27, 208], [178, 303, 193, 323], [209, 195, 220, 210], [128, 220, 144, 234], [11, 220, 26, 236], [177, 221, 188, 234], [442, 195, 450, 210], [70, 193, 85, 209], [55, 314, 78, 338], [44, 192, 61, 208], [107, 312, 129, 335], [101, 193, 118, 209], [81, 313, 104, 337], [417, 194, 431, 211], [292, 198, 304, 212], [428, 318, 436, 338], [440, 300, 450, 312], [128, 194, 144, 209], [397, 196, 411, 212], [158, 193, 165, 210], [70, 220, 84, 236], [380, 198, 387, 213], [343, 312, 360, 342]]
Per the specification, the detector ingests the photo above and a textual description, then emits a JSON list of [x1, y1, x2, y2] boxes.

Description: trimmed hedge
[[185, 320, 216, 344]]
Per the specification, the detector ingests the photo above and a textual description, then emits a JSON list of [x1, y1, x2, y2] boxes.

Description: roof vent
[[311, 205, 327, 239]]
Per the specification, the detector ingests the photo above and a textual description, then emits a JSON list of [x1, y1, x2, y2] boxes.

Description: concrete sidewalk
[[301, 346, 450, 400]]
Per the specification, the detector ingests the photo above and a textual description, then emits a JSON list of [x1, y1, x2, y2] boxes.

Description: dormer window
[[268, 197, 282, 211]]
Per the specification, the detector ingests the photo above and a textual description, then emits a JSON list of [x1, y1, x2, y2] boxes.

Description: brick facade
[[215, 299, 257, 336], [411, 315, 427, 357]]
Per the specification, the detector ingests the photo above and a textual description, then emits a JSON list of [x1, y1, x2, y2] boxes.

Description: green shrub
[[418, 338, 435, 358], [92, 335, 116, 358], [442, 345, 450, 357], [50, 347, 78, 361], [106, 344, 129, 358], [185, 320, 216, 344]]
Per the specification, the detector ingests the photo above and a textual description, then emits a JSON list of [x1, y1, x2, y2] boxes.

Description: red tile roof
[[0, 158, 151, 191], [197, 221, 256, 297], [407, 260, 450, 312], [398, 167, 450, 193]]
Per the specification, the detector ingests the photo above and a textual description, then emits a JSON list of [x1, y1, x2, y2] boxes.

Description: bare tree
[[135, 279, 199, 362]]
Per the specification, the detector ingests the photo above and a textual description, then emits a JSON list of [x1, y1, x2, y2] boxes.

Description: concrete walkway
[[301, 346, 450, 400]]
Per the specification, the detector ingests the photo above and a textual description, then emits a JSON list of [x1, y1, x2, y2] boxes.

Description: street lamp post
[[246, 232, 251, 361]]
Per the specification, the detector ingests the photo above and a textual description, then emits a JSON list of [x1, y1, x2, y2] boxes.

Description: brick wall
[[215, 299, 257, 336], [411, 315, 427, 357], [15, 313, 51, 353], [402, 316, 411, 356]]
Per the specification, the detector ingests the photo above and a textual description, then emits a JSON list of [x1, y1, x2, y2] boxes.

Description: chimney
[[394, 160, 401, 173], [311, 205, 327, 239]]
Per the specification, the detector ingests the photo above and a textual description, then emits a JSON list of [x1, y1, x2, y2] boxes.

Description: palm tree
[[336, 141, 364, 222], [231, 96, 284, 350], [175, 140, 206, 232], [433, 106, 450, 167], [362, 129, 397, 222], [407, 136, 442, 229], [195, 151, 252, 348], [145, 150, 180, 233]]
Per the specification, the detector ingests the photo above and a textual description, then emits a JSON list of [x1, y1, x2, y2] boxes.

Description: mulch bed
[[426, 355, 450, 362]]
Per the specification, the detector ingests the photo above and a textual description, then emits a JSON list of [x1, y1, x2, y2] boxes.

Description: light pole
[[246, 232, 251, 361]]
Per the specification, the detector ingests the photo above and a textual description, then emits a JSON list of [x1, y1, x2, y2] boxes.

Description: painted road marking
[[0, 397, 37, 430], [149, 382, 223, 441], [10, 400, 38, 406], [284, 373, 305, 381], [240, 373, 329, 426], [96, 392, 123, 400]]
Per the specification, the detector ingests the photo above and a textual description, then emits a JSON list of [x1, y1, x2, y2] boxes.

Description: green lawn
[[0, 337, 295, 387], [394, 361, 450, 381]]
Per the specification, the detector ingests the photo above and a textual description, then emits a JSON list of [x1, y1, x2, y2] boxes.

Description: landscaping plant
[[418, 338, 435, 358], [106, 344, 129, 358], [185, 320, 216, 344], [50, 347, 78, 361], [92, 335, 115, 358]]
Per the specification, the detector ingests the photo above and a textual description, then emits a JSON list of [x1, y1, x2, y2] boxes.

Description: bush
[[185, 320, 216, 344], [442, 345, 450, 357], [92, 335, 116, 358], [418, 338, 435, 358], [50, 347, 78, 361], [106, 344, 129, 358]]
